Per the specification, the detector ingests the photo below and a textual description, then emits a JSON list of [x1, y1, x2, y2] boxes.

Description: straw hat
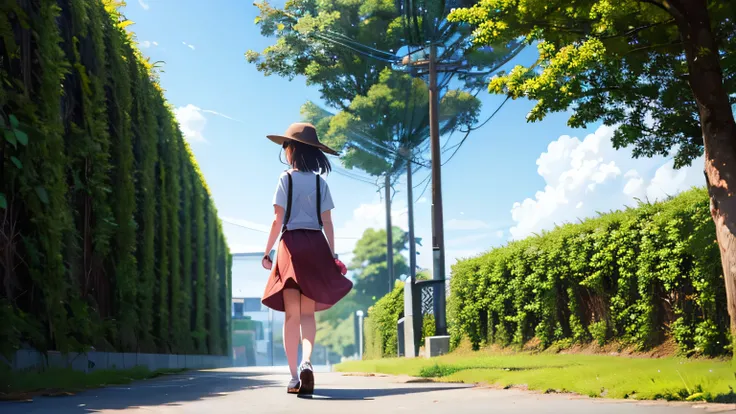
[[267, 122, 339, 156]]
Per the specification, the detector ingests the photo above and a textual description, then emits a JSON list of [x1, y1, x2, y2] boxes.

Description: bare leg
[[283, 288, 301, 379], [300, 294, 317, 364]]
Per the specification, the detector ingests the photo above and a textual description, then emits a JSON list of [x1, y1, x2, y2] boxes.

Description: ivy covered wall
[[0, 0, 232, 357]]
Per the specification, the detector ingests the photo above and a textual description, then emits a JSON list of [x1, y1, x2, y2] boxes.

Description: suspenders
[[282, 172, 322, 233], [316, 174, 323, 228], [282, 172, 293, 233]]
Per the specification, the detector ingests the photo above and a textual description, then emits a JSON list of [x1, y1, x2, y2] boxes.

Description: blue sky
[[125, 0, 705, 298]]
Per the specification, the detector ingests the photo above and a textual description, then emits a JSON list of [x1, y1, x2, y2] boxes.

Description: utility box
[[425, 335, 450, 358]]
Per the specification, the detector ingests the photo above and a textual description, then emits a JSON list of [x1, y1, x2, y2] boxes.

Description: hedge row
[[0, 0, 231, 357], [364, 281, 436, 359], [449, 188, 730, 356]]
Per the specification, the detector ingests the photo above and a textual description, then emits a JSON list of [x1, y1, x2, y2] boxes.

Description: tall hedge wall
[[450, 188, 730, 357], [0, 0, 232, 357]]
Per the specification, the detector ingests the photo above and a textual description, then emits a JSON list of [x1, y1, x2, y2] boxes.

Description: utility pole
[[385, 174, 394, 295], [407, 157, 417, 283], [428, 43, 447, 336]]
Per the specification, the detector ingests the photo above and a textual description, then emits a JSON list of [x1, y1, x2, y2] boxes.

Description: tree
[[350, 227, 410, 309], [449, 0, 736, 354], [246, 0, 403, 111], [302, 69, 481, 176], [315, 294, 359, 356]]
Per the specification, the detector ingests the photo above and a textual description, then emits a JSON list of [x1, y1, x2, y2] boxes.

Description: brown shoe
[[298, 361, 314, 395]]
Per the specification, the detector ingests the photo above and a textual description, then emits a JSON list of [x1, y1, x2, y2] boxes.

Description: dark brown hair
[[284, 140, 332, 174]]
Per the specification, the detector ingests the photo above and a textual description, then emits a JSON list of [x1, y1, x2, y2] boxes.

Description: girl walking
[[260, 123, 352, 395]]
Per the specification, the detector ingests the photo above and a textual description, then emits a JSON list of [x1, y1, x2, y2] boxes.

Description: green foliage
[[317, 310, 358, 358], [448, 188, 730, 356], [303, 69, 481, 177], [0, 0, 229, 357], [193, 180, 208, 353], [206, 204, 221, 355], [247, 0, 404, 110], [449, 0, 736, 168], [350, 227, 409, 309], [364, 281, 405, 359], [364, 280, 436, 359]]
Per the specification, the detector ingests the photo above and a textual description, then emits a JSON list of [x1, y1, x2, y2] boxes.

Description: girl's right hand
[[335, 258, 347, 276], [262, 255, 273, 270]]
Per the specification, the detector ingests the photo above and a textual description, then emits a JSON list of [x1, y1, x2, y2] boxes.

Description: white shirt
[[272, 170, 334, 231]]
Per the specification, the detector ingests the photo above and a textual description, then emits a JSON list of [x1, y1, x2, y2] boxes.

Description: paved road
[[3, 367, 735, 413]]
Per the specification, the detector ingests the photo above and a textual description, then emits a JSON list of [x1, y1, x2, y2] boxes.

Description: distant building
[[230, 252, 331, 367]]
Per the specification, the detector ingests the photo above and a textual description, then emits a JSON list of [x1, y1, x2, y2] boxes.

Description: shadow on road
[[299, 385, 469, 401], [0, 370, 280, 413]]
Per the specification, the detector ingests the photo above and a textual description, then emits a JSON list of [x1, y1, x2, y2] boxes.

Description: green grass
[[0, 366, 186, 400], [336, 351, 736, 403]]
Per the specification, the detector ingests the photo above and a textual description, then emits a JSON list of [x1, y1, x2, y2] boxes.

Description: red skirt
[[261, 229, 353, 312]]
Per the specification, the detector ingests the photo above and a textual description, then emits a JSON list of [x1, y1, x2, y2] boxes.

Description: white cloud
[[227, 243, 264, 254], [646, 158, 704, 202], [174, 105, 241, 143], [446, 218, 489, 230], [446, 230, 506, 248], [446, 249, 485, 267], [623, 169, 645, 198], [201, 109, 243, 124], [138, 0, 150, 10], [417, 197, 427, 204], [174, 104, 208, 143], [140, 40, 158, 49], [509, 124, 705, 240], [446, 233, 491, 247], [183, 41, 196, 51], [333, 200, 409, 255]]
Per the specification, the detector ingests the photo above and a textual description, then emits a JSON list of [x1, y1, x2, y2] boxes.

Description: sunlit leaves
[[450, 0, 736, 167], [448, 188, 728, 355]]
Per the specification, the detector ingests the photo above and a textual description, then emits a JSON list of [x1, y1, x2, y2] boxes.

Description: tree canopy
[[246, 0, 404, 111], [350, 226, 410, 309], [302, 69, 481, 176], [449, 0, 736, 168]]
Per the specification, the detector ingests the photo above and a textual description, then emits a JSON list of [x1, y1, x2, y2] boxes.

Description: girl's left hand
[[262, 255, 273, 270]]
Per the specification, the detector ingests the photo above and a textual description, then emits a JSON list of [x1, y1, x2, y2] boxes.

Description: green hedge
[[364, 281, 436, 359], [449, 188, 729, 357], [0, 0, 232, 357]]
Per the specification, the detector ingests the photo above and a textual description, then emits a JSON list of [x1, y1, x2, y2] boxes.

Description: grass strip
[[0, 366, 186, 401], [336, 351, 736, 403]]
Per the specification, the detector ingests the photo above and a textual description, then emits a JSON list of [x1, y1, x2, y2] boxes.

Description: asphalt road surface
[[2, 366, 735, 413]]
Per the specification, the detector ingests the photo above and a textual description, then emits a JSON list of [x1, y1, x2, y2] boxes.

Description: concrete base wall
[[7, 349, 232, 373]]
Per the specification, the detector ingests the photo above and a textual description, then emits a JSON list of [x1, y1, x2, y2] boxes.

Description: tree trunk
[[675, 0, 736, 360]]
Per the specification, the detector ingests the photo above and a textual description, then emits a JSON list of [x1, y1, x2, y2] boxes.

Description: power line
[[441, 96, 511, 166], [221, 218, 362, 240], [333, 168, 379, 186], [413, 172, 431, 189], [415, 175, 431, 203]]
